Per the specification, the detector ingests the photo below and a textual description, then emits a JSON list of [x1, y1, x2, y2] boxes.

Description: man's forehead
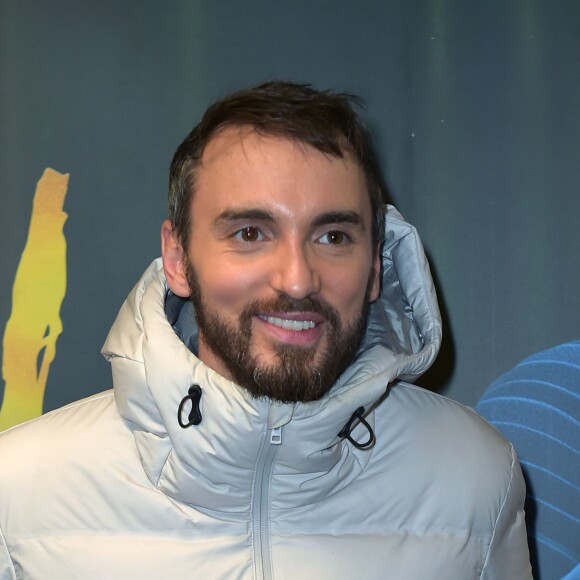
[[191, 126, 371, 225], [198, 125, 356, 170], [199, 126, 253, 165]]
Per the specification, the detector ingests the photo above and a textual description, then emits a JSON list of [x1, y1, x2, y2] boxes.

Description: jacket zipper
[[253, 426, 282, 580]]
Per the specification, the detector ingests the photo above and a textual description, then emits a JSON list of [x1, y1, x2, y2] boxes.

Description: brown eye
[[237, 226, 262, 242], [320, 231, 347, 245]]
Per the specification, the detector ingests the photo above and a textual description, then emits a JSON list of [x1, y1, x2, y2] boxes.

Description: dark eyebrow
[[214, 209, 275, 224], [312, 211, 365, 230], [214, 208, 365, 229]]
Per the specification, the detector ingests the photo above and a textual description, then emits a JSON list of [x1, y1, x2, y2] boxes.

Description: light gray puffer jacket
[[0, 207, 531, 579]]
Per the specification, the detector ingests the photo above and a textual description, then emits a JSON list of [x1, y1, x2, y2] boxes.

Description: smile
[[259, 315, 317, 331]]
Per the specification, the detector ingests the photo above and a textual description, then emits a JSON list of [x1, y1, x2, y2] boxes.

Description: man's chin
[[232, 351, 331, 403], [248, 337, 321, 366]]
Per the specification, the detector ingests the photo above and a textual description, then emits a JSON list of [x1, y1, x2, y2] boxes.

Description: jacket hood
[[101, 205, 441, 510]]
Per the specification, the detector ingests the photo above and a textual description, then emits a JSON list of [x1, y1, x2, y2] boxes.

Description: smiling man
[[162, 125, 379, 403], [0, 82, 531, 578]]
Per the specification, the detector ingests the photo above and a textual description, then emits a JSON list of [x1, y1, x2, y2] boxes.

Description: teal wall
[[1, 0, 579, 418]]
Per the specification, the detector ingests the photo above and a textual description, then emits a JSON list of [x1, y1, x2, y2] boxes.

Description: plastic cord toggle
[[177, 384, 203, 428], [338, 406, 375, 449]]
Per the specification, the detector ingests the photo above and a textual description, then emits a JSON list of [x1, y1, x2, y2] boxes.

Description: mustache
[[240, 295, 339, 322]]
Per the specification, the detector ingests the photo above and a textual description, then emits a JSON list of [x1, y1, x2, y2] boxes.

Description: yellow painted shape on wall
[[0, 168, 69, 431]]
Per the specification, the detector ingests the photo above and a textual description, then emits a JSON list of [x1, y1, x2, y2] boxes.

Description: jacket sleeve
[[0, 524, 16, 580], [480, 445, 533, 579]]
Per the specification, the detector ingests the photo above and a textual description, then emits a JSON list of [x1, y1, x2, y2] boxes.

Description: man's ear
[[161, 220, 191, 298], [368, 243, 382, 302]]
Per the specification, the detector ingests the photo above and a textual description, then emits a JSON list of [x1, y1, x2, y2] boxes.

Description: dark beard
[[186, 263, 370, 403]]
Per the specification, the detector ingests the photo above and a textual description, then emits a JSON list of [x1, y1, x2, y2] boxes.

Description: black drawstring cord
[[178, 385, 203, 428], [177, 385, 376, 447], [338, 406, 375, 449]]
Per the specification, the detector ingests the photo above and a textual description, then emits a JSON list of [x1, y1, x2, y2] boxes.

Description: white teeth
[[263, 316, 316, 331]]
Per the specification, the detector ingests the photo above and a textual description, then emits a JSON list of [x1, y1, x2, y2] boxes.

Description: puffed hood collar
[[102, 205, 441, 510]]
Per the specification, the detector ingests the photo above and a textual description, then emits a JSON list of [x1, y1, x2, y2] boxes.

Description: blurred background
[[1, 0, 579, 424]]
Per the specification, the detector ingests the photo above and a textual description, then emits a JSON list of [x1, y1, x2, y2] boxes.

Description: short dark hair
[[168, 81, 386, 252]]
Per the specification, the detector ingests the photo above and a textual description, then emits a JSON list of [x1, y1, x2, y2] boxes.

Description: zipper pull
[[270, 427, 282, 445]]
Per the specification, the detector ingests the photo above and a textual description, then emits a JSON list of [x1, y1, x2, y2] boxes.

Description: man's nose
[[270, 242, 321, 300]]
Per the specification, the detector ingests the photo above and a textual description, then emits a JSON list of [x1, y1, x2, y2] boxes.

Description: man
[[0, 82, 531, 578]]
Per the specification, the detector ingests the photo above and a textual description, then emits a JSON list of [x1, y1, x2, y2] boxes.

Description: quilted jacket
[[0, 207, 531, 579]]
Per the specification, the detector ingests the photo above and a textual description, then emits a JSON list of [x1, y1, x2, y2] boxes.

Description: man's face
[[186, 127, 380, 402]]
